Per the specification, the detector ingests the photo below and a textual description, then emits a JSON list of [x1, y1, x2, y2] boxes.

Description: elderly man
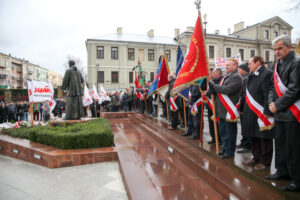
[[209, 59, 242, 159], [266, 35, 300, 192]]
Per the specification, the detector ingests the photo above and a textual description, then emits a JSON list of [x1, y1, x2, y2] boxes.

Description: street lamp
[[96, 64, 99, 92]]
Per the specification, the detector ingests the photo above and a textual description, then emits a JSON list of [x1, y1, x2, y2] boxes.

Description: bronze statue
[[61, 60, 84, 120]]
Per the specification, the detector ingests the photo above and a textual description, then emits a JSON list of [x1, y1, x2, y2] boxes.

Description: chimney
[[186, 26, 194, 32], [117, 27, 122, 35], [147, 29, 154, 37], [174, 28, 180, 37], [227, 28, 231, 35], [215, 30, 220, 35], [234, 22, 245, 32]]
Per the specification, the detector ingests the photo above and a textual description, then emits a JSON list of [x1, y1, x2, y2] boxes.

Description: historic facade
[[86, 28, 180, 90], [86, 16, 293, 90], [0, 52, 63, 89]]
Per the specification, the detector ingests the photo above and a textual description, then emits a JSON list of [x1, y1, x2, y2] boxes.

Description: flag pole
[[183, 100, 187, 132], [195, 0, 219, 153]]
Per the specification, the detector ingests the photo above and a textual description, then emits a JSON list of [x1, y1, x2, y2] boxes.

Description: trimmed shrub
[[3, 119, 114, 149]]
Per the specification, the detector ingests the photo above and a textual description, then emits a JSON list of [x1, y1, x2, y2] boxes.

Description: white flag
[[49, 81, 56, 112], [92, 84, 100, 100], [82, 84, 93, 107], [31, 80, 53, 102], [99, 85, 111, 103]]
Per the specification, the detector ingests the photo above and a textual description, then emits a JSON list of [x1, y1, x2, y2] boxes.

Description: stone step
[[128, 113, 293, 200], [107, 113, 224, 200]]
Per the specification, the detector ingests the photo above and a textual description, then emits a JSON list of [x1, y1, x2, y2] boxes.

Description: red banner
[[171, 16, 209, 94]]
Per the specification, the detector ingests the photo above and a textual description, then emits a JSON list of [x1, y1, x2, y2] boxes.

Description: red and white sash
[[246, 88, 274, 131], [170, 95, 179, 111], [218, 76, 240, 122], [136, 91, 144, 100], [191, 97, 203, 116], [274, 63, 300, 123]]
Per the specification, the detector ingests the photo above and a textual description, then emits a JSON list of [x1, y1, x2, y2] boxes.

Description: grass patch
[[3, 119, 114, 149]]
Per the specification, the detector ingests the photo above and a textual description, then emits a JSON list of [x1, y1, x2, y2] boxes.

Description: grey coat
[[210, 70, 242, 120]]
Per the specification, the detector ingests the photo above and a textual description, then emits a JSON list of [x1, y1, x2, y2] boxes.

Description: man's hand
[[269, 102, 277, 114], [201, 90, 207, 95]]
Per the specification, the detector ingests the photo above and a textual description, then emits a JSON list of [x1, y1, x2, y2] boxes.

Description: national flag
[[171, 16, 209, 95], [82, 83, 93, 107], [175, 44, 189, 101], [92, 84, 100, 100], [156, 54, 170, 97], [138, 63, 145, 87], [147, 61, 162, 98]]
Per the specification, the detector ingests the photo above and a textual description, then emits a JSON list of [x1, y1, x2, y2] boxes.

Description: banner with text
[[30, 80, 54, 102], [215, 53, 242, 68]]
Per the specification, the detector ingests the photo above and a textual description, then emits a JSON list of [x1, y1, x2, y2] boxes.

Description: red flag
[[134, 71, 140, 88], [171, 17, 209, 94], [157, 55, 170, 96]]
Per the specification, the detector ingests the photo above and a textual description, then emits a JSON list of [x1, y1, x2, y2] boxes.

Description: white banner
[[215, 53, 242, 68], [31, 80, 53, 102], [82, 84, 93, 107], [27, 80, 33, 102]]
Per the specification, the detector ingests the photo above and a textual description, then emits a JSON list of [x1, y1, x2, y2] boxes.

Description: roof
[[86, 33, 178, 46], [231, 16, 293, 35]]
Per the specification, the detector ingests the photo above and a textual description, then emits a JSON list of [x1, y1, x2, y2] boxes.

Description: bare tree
[[286, 0, 300, 11], [64, 55, 88, 82]]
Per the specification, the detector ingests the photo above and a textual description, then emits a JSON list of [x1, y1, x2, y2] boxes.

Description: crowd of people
[[111, 35, 299, 192]]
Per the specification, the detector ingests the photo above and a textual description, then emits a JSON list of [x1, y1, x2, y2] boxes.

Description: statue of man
[[61, 60, 84, 120]]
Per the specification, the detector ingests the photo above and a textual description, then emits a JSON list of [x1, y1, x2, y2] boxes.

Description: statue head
[[68, 60, 75, 68]]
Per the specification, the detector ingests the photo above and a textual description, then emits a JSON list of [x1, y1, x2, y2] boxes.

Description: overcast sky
[[0, 0, 299, 75]]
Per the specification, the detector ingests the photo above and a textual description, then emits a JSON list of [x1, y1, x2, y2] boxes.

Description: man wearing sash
[[166, 74, 180, 130], [266, 35, 300, 192], [241, 56, 274, 171], [209, 59, 242, 159]]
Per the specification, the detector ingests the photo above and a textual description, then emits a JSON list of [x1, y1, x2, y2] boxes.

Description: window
[[148, 49, 154, 61], [239, 49, 244, 61], [138, 49, 144, 61], [274, 31, 279, 37], [264, 30, 270, 39], [128, 48, 135, 60], [165, 50, 171, 62], [97, 71, 104, 83], [265, 50, 270, 62], [250, 50, 255, 58], [150, 72, 154, 81], [111, 47, 118, 59], [129, 72, 133, 83], [97, 46, 104, 59], [226, 47, 231, 58], [209, 46, 214, 59], [111, 71, 118, 83]]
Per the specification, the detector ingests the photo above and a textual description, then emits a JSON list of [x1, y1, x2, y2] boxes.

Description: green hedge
[[3, 119, 114, 149]]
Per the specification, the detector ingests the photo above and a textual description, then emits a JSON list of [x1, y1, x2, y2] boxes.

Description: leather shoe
[[208, 140, 215, 144], [189, 135, 200, 140], [242, 159, 257, 166], [282, 183, 300, 192], [237, 147, 251, 153], [265, 173, 291, 180], [254, 164, 269, 171], [182, 132, 192, 136], [219, 154, 233, 159]]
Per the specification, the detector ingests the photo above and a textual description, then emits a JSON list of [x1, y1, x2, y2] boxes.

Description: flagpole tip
[[194, 0, 201, 11]]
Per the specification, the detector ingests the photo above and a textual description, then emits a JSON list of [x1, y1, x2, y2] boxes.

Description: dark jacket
[[0, 105, 8, 122], [238, 73, 249, 113], [241, 66, 274, 139], [268, 51, 300, 122], [166, 79, 181, 109], [189, 84, 201, 106], [210, 70, 242, 120]]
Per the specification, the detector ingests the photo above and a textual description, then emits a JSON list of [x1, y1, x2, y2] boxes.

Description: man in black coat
[[0, 102, 8, 123], [240, 56, 274, 171], [165, 74, 180, 130], [266, 35, 300, 192], [209, 59, 242, 159]]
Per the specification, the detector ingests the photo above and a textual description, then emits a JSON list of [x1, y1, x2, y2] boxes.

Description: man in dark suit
[[241, 56, 274, 171], [266, 35, 300, 192], [209, 59, 242, 159]]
